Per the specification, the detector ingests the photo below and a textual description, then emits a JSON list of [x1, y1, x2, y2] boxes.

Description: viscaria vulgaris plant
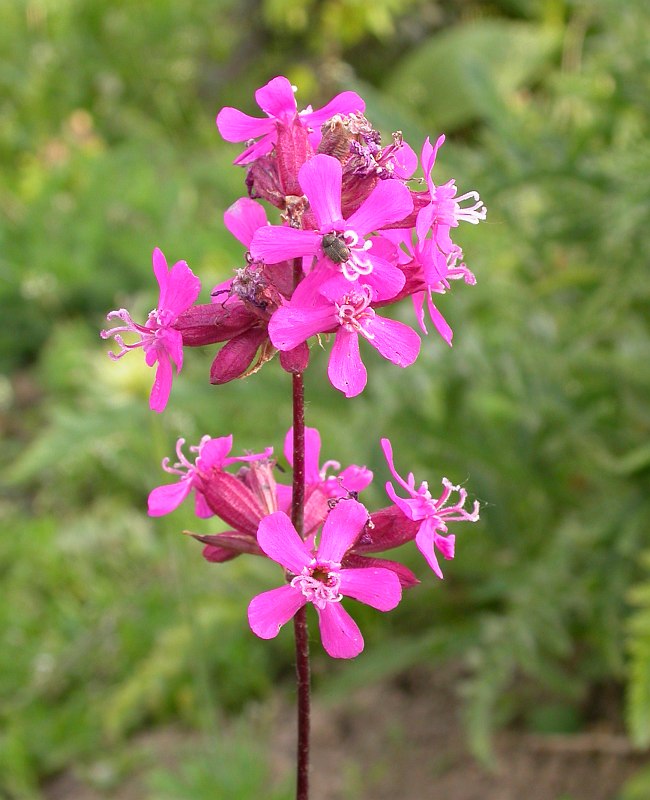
[[101, 75, 484, 799]]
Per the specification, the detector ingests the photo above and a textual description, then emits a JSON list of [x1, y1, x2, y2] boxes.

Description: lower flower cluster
[[149, 427, 479, 658]]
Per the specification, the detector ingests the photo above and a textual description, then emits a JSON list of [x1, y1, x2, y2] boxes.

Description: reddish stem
[[291, 259, 310, 800]]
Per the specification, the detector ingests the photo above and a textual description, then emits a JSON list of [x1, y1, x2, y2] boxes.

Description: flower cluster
[[149, 427, 479, 657], [101, 76, 484, 406], [100, 76, 484, 658]]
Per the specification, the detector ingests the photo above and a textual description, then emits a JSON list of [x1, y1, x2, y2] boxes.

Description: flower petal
[[363, 252, 405, 302], [328, 328, 367, 398], [148, 479, 193, 516], [152, 247, 169, 294], [316, 603, 364, 658], [284, 426, 322, 485], [301, 91, 365, 128], [318, 498, 369, 563], [368, 315, 420, 368], [257, 511, 311, 573], [338, 567, 402, 611], [415, 518, 447, 578], [346, 180, 413, 236], [224, 197, 269, 248], [269, 304, 335, 351], [248, 584, 307, 639], [157, 259, 201, 317], [426, 295, 453, 345], [216, 107, 274, 142], [250, 226, 321, 265], [255, 76, 297, 119], [197, 435, 234, 469], [149, 352, 173, 412], [298, 154, 343, 229], [333, 464, 373, 495]]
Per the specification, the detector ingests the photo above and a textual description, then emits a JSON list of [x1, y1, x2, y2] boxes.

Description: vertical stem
[[291, 258, 310, 800], [293, 605, 310, 800]]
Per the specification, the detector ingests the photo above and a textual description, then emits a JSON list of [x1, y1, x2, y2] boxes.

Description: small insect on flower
[[322, 232, 351, 264]]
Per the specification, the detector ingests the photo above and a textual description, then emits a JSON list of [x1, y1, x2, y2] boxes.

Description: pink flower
[[148, 434, 272, 518], [416, 135, 486, 253], [250, 154, 412, 300], [248, 500, 402, 658], [383, 229, 476, 345], [101, 248, 201, 412], [283, 425, 373, 500], [217, 76, 365, 165], [268, 274, 421, 398], [381, 438, 480, 578]]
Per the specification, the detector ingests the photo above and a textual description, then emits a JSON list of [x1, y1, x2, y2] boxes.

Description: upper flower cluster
[[100, 77, 485, 406]]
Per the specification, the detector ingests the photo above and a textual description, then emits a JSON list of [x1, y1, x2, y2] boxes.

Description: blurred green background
[[2, 0, 650, 797]]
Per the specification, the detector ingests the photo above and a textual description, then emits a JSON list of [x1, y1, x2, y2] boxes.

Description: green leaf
[[385, 19, 561, 131]]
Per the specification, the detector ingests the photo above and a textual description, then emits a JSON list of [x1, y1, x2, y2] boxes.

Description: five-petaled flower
[[101, 248, 201, 412], [217, 75, 365, 165], [268, 274, 420, 397], [250, 153, 412, 299], [381, 438, 480, 578], [248, 500, 402, 658]]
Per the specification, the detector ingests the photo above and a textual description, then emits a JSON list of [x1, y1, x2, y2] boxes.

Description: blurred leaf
[[385, 19, 560, 131]]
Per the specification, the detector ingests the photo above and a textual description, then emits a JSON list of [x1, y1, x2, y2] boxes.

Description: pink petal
[[391, 141, 418, 179], [255, 76, 297, 119], [421, 134, 445, 188], [416, 203, 435, 242], [194, 491, 214, 519], [412, 292, 428, 334], [197, 435, 234, 469], [346, 180, 413, 236], [250, 226, 320, 265], [163, 328, 184, 372], [161, 261, 201, 316], [216, 107, 274, 142], [380, 438, 420, 500], [342, 553, 420, 589], [385, 480, 418, 520], [316, 603, 364, 658], [415, 519, 445, 578], [426, 295, 453, 346], [301, 91, 365, 128], [368, 315, 420, 367], [148, 479, 193, 516], [338, 567, 402, 611], [284, 426, 322, 485], [304, 486, 330, 536], [334, 465, 373, 494], [256, 512, 311, 573], [328, 328, 367, 398], [248, 584, 307, 639], [318, 498, 369, 563], [269, 304, 335, 351], [152, 247, 169, 294], [298, 155, 343, 229], [363, 253, 405, 302], [149, 352, 173, 413], [233, 132, 277, 166], [224, 198, 269, 248]]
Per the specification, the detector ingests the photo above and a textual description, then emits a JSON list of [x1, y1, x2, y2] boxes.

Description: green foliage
[[146, 719, 292, 800], [626, 551, 650, 748], [385, 18, 561, 132]]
